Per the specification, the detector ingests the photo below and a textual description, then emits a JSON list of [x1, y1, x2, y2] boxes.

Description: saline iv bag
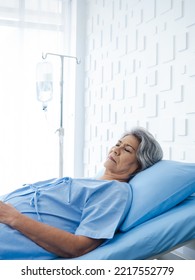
[[36, 61, 53, 111]]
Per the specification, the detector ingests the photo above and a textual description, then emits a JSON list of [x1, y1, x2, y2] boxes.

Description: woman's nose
[[113, 146, 120, 155]]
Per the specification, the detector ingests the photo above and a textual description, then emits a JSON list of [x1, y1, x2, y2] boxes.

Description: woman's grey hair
[[122, 127, 163, 172]]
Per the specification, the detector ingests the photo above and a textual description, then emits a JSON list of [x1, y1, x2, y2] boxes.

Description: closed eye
[[114, 140, 135, 153], [115, 143, 132, 153]]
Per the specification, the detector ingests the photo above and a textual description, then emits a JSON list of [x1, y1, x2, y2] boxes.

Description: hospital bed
[[73, 195, 195, 260], [0, 160, 195, 260]]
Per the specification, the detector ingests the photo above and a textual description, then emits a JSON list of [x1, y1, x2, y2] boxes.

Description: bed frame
[[150, 239, 195, 260]]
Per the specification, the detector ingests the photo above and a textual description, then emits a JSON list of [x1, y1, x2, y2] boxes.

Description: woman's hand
[[0, 201, 21, 226]]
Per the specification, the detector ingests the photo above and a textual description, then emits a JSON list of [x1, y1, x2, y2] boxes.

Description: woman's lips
[[108, 155, 116, 163]]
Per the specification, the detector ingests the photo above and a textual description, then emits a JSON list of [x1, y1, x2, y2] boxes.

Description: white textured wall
[[83, 0, 195, 177]]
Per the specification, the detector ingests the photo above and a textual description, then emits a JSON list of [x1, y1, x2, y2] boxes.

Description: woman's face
[[104, 134, 140, 181]]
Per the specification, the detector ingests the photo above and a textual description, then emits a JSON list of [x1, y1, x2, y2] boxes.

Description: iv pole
[[42, 52, 80, 178]]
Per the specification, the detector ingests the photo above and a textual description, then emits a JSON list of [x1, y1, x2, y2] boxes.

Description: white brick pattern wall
[[83, 0, 195, 177]]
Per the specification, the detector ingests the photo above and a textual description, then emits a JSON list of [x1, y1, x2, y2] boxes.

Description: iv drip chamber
[[36, 61, 53, 110]]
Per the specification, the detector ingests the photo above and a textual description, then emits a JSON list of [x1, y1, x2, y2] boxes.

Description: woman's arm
[[0, 201, 103, 258]]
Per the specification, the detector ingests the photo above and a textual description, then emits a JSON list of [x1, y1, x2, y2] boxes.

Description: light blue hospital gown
[[0, 177, 132, 260]]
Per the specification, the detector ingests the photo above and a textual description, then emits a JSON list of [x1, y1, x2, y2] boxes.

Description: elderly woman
[[0, 127, 163, 259]]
